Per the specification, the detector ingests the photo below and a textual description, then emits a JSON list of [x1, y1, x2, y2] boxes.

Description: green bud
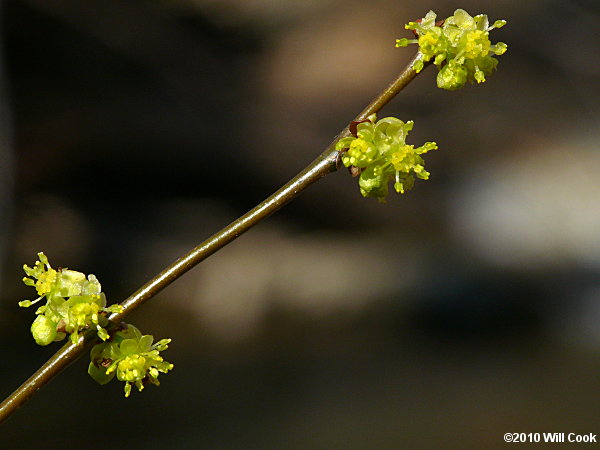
[[31, 315, 58, 346], [437, 63, 467, 90], [359, 165, 390, 201]]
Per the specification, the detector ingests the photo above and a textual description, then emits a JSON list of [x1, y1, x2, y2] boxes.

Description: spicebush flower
[[396, 9, 507, 90], [19, 252, 123, 345], [336, 115, 438, 201], [88, 324, 174, 397]]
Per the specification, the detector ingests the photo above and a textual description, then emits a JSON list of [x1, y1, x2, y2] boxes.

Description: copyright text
[[503, 433, 597, 443]]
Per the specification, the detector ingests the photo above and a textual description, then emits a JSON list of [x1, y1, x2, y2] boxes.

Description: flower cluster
[[396, 9, 507, 90], [88, 324, 174, 397], [19, 252, 122, 345], [336, 115, 438, 201]]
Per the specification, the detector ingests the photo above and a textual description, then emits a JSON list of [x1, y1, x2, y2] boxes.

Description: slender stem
[[0, 52, 424, 423]]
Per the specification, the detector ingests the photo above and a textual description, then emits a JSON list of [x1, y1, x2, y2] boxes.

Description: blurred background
[[1, 0, 600, 447]]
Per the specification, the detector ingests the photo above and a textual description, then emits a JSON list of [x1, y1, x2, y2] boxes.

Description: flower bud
[[437, 63, 467, 90], [31, 315, 58, 346]]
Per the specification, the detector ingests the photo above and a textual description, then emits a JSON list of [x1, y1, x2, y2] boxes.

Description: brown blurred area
[[2, 0, 600, 447]]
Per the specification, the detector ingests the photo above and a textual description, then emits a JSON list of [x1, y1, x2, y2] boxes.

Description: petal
[[139, 335, 154, 352], [120, 338, 139, 355], [453, 9, 475, 30], [88, 361, 115, 385], [335, 137, 354, 151]]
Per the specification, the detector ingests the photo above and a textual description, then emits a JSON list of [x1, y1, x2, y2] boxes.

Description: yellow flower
[[89, 324, 174, 397], [20, 252, 123, 345], [397, 9, 507, 90], [336, 115, 438, 200]]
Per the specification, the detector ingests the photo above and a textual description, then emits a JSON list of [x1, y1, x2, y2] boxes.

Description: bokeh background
[[2, 0, 600, 447]]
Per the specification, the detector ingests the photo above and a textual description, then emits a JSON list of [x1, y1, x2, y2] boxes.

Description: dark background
[[1, 0, 600, 447]]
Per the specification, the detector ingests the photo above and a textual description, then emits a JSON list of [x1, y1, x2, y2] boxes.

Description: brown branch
[[0, 51, 426, 424]]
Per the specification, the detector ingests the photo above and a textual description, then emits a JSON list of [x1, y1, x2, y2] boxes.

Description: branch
[[0, 51, 425, 423]]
